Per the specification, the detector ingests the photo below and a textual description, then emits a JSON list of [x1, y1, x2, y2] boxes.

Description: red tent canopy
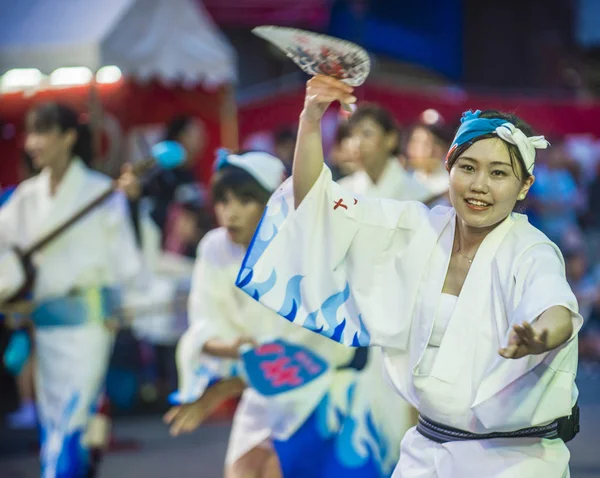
[[0, 80, 229, 187]]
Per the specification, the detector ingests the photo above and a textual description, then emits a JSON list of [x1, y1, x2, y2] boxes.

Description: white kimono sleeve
[[0, 188, 20, 247], [473, 243, 582, 430], [236, 164, 427, 348], [174, 238, 243, 404]]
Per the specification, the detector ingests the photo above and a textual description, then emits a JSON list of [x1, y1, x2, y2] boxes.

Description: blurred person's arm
[[185, 233, 248, 360]]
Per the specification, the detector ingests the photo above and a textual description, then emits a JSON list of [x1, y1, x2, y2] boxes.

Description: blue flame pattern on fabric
[[274, 385, 392, 477], [236, 188, 372, 346], [237, 268, 277, 302], [277, 274, 304, 320], [39, 392, 93, 478], [240, 269, 371, 346]]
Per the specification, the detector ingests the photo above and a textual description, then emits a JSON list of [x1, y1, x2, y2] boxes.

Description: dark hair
[[446, 109, 535, 183], [408, 121, 453, 150], [274, 128, 297, 146], [348, 103, 401, 155], [212, 165, 271, 206], [26, 102, 93, 165], [165, 115, 194, 142]]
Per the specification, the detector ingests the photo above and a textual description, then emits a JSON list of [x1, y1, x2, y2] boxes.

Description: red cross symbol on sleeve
[[333, 198, 358, 210], [333, 198, 348, 210]]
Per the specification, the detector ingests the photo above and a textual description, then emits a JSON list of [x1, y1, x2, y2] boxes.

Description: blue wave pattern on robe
[[274, 382, 393, 477], [39, 392, 92, 478], [236, 193, 371, 346]]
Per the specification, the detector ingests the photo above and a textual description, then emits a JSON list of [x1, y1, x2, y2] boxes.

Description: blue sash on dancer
[[32, 286, 122, 328]]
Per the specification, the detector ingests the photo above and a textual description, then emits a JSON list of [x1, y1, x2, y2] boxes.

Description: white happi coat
[[338, 158, 432, 203], [0, 159, 142, 476], [176, 227, 357, 466], [237, 165, 582, 477]]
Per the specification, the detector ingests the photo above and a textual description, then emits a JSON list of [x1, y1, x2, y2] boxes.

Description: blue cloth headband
[[449, 110, 507, 152], [446, 110, 549, 173]]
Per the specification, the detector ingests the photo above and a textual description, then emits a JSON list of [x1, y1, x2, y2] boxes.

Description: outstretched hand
[[498, 321, 550, 359], [164, 386, 226, 436], [163, 398, 215, 437], [163, 378, 245, 437]]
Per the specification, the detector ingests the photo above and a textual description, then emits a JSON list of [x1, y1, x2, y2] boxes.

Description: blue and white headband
[[446, 110, 549, 173]]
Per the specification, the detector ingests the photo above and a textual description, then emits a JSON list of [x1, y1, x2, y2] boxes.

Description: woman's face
[[215, 190, 265, 247], [330, 136, 360, 176], [180, 120, 206, 164], [349, 117, 397, 170], [406, 126, 434, 170], [25, 126, 75, 170], [449, 138, 534, 229]]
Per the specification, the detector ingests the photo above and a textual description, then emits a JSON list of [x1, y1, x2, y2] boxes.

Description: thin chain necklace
[[456, 246, 474, 264], [455, 235, 475, 264]]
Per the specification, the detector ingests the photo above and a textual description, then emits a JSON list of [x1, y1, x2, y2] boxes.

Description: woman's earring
[[518, 194, 526, 200]]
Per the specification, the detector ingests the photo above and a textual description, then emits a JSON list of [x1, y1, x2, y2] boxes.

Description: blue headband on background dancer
[[236, 75, 581, 478]]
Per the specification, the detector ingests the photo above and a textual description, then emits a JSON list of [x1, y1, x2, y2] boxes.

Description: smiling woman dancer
[[236, 75, 581, 477]]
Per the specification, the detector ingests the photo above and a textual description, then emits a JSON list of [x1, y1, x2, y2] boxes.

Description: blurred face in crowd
[[25, 126, 75, 171], [180, 119, 206, 165], [406, 126, 448, 173], [349, 117, 397, 172], [449, 138, 534, 230], [406, 126, 434, 171], [215, 190, 265, 247], [330, 136, 360, 176]]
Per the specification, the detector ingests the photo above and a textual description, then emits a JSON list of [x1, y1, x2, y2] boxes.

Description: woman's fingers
[[499, 344, 517, 358], [307, 81, 355, 101], [522, 322, 536, 340], [538, 328, 549, 345], [163, 406, 180, 425], [169, 410, 189, 436], [308, 74, 354, 93], [306, 85, 356, 104]]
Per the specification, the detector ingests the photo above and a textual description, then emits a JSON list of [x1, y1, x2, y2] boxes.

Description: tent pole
[[88, 73, 105, 173]]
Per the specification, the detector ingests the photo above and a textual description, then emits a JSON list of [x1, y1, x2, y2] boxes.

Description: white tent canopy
[[0, 0, 237, 87]]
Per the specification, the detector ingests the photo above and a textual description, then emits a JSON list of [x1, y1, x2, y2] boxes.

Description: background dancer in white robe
[[237, 75, 582, 478], [0, 102, 142, 478], [166, 150, 401, 477], [338, 103, 431, 203], [405, 112, 451, 203]]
